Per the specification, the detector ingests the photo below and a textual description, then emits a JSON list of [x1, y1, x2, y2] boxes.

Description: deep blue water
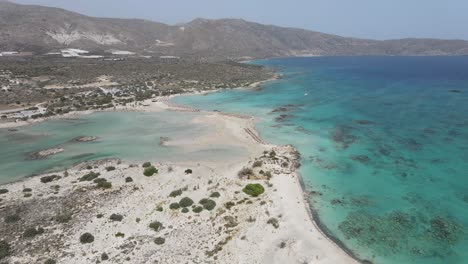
[[173, 57, 468, 264]]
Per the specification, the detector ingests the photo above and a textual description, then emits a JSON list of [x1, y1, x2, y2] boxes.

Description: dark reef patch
[[338, 210, 464, 259], [353, 120, 375, 125], [350, 155, 371, 164], [331, 125, 358, 150]]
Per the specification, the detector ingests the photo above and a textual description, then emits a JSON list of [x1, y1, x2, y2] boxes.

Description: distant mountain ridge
[[1, 0, 468, 59]]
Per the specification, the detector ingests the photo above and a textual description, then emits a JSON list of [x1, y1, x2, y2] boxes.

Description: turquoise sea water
[[173, 57, 468, 264], [0, 111, 246, 183]]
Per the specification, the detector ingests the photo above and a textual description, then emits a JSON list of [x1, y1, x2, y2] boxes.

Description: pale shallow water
[[0, 111, 246, 183], [173, 57, 468, 264]]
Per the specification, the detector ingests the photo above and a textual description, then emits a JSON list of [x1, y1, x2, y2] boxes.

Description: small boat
[[304, 93, 308, 96]]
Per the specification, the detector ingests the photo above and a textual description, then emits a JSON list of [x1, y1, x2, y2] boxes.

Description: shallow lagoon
[[174, 57, 468, 264], [0, 111, 246, 183]]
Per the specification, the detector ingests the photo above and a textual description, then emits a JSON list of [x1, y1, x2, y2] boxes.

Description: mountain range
[[1, 0, 468, 59]]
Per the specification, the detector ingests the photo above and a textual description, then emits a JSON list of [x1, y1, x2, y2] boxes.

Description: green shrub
[[149, 221, 163, 232], [143, 166, 158, 176], [44, 259, 56, 264], [125, 177, 133, 183], [243, 184, 265, 197], [4, 214, 20, 223], [179, 197, 194, 207], [24, 193, 32, 198], [23, 188, 32, 192], [199, 199, 216, 211], [142, 162, 152, 168], [253, 160, 263, 167], [80, 232, 94, 244], [23, 227, 45, 238], [184, 169, 193, 174], [156, 206, 163, 212], [79, 172, 100, 182], [169, 189, 183, 197], [181, 208, 189, 213], [101, 252, 109, 261], [115, 232, 125, 238], [55, 211, 72, 223], [154, 237, 165, 245], [93, 178, 107, 184], [0, 189, 8, 194], [40, 175, 60, 183], [0, 240, 10, 260], [105, 166, 116, 171], [96, 181, 112, 189], [110, 214, 123, 222], [97, 214, 104, 219], [169, 203, 180, 210], [210, 192, 221, 198], [193, 206, 203, 213]]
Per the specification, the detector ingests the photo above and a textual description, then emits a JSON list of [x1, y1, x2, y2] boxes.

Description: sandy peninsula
[[0, 96, 357, 264]]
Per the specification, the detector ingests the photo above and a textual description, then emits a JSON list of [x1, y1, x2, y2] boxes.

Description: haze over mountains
[[1, 0, 468, 59]]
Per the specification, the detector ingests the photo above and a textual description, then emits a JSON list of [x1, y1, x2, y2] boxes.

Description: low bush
[[55, 211, 72, 223], [4, 214, 21, 223], [23, 188, 32, 192], [181, 208, 189, 213], [184, 169, 193, 174], [237, 167, 254, 178], [169, 203, 180, 210], [265, 171, 272, 179], [110, 214, 123, 221], [243, 184, 265, 197], [24, 193, 32, 197], [44, 259, 56, 264], [80, 233, 94, 244], [224, 201, 235, 210], [23, 227, 44, 238], [210, 192, 221, 198], [40, 175, 60, 183], [149, 221, 163, 232], [93, 178, 107, 184], [115, 232, 125, 238], [143, 166, 158, 176], [253, 160, 263, 168], [179, 197, 194, 208], [193, 206, 203, 213], [169, 189, 183, 197], [0, 240, 10, 260], [142, 162, 152, 168], [96, 181, 112, 189], [267, 218, 280, 229], [101, 252, 109, 261], [105, 166, 116, 172], [125, 177, 133, 183], [0, 189, 8, 194], [269, 150, 276, 158], [199, 198, 216, 211], [79, 172, 100, 182], [154, 237, 165, 245]]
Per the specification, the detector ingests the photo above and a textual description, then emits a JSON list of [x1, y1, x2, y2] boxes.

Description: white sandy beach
[[0, 90, 357, 264]]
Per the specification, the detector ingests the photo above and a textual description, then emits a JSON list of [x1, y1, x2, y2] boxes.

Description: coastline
[[0, 75, 358, 263]]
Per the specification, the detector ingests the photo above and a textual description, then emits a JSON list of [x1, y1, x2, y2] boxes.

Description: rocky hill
[[1, 0, 468, 59]]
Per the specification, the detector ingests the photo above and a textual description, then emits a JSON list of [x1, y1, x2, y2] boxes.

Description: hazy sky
[[12, 0, 468, 40]]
